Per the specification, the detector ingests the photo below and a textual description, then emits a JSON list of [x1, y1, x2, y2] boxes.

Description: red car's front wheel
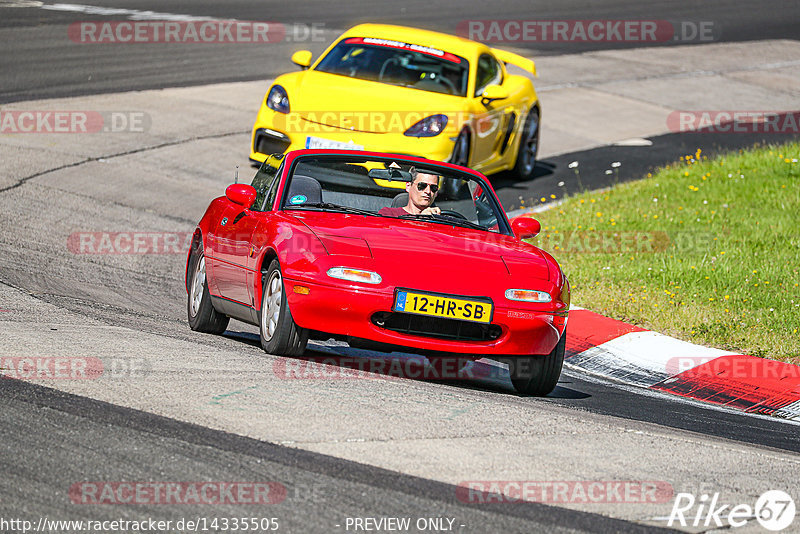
[[260, 259, 308, 356], [506, 329, 565, 396]]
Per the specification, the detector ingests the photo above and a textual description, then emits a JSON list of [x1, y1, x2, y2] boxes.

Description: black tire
[[259, 259, 308, 356], [444, 130, 471, 198], [508, 330, 565, 396], [512, 107, 540, 180], [451, 129, 470, 167], [187, 246, 229, 334]]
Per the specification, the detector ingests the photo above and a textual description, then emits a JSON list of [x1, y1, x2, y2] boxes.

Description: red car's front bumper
[[284, 277, 566, 357]]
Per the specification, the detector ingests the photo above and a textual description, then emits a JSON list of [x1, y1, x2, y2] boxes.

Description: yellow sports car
[[250, 24, 541, 180]]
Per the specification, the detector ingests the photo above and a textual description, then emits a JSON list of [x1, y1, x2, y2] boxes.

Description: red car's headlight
[[505, 289, 552, 303], [327, 267, 382, 285]]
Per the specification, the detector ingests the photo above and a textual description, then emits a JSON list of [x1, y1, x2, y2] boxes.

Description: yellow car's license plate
[[393, 290, 493, 324]]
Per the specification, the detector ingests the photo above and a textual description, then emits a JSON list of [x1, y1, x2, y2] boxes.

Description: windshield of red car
[[314, 38, 469, 97], [278, 155, 508, 234]]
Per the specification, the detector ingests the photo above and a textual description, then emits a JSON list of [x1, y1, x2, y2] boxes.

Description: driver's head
[[407, 167, 440, 210]]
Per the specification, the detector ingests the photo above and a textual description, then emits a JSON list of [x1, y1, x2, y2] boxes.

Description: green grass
[[529, 142, 800, 363]]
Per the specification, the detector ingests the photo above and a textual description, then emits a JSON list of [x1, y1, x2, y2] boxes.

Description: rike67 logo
[[667, 490, 795, 531]]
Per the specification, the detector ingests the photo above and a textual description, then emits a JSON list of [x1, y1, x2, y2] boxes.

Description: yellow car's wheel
[[513, 107, 540, 180], [451, 129, 470, 168], [445, 130, 471, 197]]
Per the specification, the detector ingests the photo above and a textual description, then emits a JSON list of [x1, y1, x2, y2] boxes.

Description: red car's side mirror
[[511, 216, 541, 240], [225, 184, 257, 207]]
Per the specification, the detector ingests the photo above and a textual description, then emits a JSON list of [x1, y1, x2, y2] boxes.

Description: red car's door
[[208, 155, 285, 308], [208, 206, 262, 307]]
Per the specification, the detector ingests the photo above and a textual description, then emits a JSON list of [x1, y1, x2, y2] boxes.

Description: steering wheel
[[431, 74, 457, 94], [439, 209, 468, 220], [379, 58, 399, 81]]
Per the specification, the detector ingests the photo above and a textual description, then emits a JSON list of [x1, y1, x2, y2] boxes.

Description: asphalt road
[[1, 0, 800, 102], [1, 378, 673, 534]]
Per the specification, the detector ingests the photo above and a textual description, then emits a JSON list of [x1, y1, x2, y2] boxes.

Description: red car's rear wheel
[[187, 247, 229, 334]]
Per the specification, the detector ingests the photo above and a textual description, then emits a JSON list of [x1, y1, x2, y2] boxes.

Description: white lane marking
[[602, 330, 736, 370], [38, 2, 224, 21], [774, 400, 800, 421], [506, 198, 566, 218], [565, 330, 739, 388], [563, 367, 800, 427], [613, 137, 653, 146], [0, 0, 43, 6], [566, 345, 670, 388]]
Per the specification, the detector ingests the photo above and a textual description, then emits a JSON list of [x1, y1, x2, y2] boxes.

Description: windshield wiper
[[397, 213, 487, 231], [286, 202, 380, 217]]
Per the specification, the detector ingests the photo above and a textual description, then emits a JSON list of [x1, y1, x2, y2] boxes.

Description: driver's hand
[[421, 207, 441, 215]]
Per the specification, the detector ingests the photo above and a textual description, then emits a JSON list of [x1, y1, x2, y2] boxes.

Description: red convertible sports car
[[186, 149, 569, 395]]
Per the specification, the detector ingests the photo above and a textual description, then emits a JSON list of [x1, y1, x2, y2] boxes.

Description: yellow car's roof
[[334, 24, 536, 76], [338, 24, 487, 58]]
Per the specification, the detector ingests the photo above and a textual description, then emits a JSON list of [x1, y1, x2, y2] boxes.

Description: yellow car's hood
[[285, 71, 463, 133]]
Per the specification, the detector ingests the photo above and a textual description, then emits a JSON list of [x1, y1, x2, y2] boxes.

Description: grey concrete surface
[[2, 0, 800, 102]]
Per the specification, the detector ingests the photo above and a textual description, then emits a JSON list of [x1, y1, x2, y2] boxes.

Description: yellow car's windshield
[[314, 37, 469, 97]]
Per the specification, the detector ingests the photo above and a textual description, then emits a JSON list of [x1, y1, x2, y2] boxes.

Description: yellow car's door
[[468, 53, 507, 169]]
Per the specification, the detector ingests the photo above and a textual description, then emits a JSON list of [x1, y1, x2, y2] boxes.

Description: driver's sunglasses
[[416, 182, 439, 193]]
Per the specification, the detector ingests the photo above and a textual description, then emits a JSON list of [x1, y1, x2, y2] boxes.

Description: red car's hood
[[289, 212, 550, 293]]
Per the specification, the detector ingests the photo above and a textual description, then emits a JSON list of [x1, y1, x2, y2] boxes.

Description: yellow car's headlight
[[404, 114, 448, 137], [266, 85, 290, 114]]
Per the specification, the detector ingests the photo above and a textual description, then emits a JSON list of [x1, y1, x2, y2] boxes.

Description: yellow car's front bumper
[[249, 109, 457, 165]]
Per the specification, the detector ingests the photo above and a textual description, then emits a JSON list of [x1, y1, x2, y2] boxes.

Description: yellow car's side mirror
[[291, 50, 312, 70], [481, 84, 509, 106]]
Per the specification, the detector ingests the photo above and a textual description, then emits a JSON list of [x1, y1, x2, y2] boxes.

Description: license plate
[[393, 289, 493, 324], [305, 136, 364, 151]]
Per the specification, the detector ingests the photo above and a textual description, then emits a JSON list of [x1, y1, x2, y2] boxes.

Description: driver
[[379, 167, 442, 216]]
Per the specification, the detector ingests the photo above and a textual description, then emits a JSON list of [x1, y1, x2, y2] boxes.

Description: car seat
[[287, 175, 322, 204]]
